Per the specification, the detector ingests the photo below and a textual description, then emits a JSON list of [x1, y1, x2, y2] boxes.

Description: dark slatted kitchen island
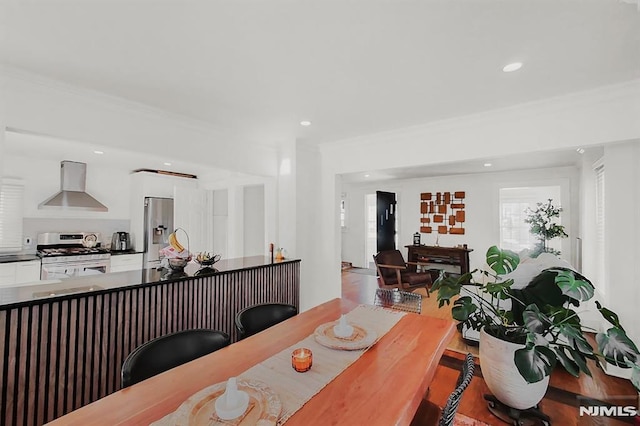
[[0, 256, 300, 426]]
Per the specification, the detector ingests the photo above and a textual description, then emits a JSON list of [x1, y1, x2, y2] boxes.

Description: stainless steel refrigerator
[[143, 197, 174, 269]]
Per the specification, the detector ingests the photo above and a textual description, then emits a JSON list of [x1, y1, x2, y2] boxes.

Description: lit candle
[[291, 348, 312, 372]]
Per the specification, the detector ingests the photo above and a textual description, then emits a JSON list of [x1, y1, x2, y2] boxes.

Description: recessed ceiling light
[[364, 174, 370, 178], [164, 162, 172, 166], [484, 163, 492, 167], [300, 120, 312, 126], [576, 148, 585, 154], [502, 62, 523, 73], [93, 150, 104, 155]]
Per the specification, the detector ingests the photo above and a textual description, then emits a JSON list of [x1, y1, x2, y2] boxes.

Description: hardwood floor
[[341, 269, 639, 426]]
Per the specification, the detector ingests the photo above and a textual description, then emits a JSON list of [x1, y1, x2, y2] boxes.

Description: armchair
[[373, 250, 431, 296]]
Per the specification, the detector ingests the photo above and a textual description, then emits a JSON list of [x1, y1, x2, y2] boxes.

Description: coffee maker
[[111, 232, 131, 251]]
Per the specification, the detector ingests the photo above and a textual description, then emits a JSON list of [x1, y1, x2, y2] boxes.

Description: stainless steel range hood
[[38, 161, 108, 212]]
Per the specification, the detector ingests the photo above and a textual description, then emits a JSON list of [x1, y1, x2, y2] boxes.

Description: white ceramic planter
[[480, 328, 550, 410]]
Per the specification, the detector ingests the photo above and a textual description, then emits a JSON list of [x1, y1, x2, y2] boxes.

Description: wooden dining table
[[46, 298, 456, 426]]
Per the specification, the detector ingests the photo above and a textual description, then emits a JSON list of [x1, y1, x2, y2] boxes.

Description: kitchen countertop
[[0, 251, 144, 261], [0, 254, 40, 263], [108, 250, 144, 256], [0, 256, 300, 307]]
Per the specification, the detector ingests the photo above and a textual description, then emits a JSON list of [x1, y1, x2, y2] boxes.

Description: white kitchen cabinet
[[110, 253, 143, 273], [0, 260, 41, 287], [0, 263, 15, 286], [15, 260, 41, 283]]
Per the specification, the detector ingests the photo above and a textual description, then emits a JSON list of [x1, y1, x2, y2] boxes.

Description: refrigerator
[[143, 197, 174, 269]]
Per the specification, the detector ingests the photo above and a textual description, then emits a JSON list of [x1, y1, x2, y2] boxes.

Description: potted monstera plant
[[432, 246, 640, 410]]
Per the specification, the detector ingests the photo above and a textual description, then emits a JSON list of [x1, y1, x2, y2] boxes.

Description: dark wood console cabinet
[[405, 245, 473, 277]]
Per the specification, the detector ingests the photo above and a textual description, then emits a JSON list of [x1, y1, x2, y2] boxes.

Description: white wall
[[342, 166, 580, 270], [212, 189, 229, 256], [4, 70, 278, 177], [601, 140, 640, 346], [322, 81, 640, 175], [5, 154, 131, 220], [243, 184, 265, 257], [295, 143, 331, 310], [277, 140, 297, 259]]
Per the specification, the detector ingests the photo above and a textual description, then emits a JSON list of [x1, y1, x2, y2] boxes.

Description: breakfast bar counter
[[0, 256, 299, 307], [0, 256, 300, 426]]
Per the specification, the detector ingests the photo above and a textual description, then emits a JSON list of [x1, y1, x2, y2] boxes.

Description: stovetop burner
[[38, 247, 110, 257]]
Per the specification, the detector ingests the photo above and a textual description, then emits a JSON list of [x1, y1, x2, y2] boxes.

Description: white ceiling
[[2, 0, 639, 149]]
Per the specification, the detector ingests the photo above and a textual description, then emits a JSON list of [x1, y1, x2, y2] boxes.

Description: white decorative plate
[[313, 321, 377, 350], [171, 378, 281, 425]]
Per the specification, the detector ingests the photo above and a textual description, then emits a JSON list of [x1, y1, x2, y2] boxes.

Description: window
[[0, 178, 25, 253], [340, 193, 347, 229], [365, 193, 377, 268], [499, 186, 562, 253]]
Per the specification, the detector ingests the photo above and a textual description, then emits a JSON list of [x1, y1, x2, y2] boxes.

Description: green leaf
[[567, 347, 592, 376], [514, 345, 557, 383], [486, 246, 520, 275], [522, 304, 548, 334], [485, 280, 513, 300], [430, 271, 447, 291], [554, 270, 594, 302], [552, 346, 580, 377], [596, 328, 640, 368], [451, 296, 477, 322], [559, 324, 593, 355], [549, 306, 581, 328], [432, 272, 469, 293], [595, 301, 624, 331], [436, 284, 462, 306]]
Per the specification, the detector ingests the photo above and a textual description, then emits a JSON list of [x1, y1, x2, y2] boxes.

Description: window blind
[[594, 162, 605, 293], [0, 178, 25, 253]]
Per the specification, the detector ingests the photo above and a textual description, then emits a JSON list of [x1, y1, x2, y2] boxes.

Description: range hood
[[38, 161, 108, 212]]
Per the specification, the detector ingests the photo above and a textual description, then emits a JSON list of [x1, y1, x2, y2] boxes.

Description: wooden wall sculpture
[[419, 191, 466, 235]]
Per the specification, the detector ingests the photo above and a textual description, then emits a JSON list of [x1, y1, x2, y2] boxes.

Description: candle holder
[[291, 348, 312, 372]]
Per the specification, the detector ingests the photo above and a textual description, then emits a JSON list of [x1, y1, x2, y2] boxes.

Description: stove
[[37, 232, 111, 279], [38, 247, 110, 258]]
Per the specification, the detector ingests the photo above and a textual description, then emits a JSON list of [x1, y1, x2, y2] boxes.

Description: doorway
[[377, 191, 397, 252], [364, 191, 398, 268]]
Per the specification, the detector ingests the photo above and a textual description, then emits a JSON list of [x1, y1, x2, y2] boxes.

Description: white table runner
[[152, 305, 405, 425]]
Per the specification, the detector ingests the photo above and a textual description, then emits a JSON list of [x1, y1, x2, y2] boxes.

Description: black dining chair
[[235, 303, 298, 339], [121, 329, 230, 388]]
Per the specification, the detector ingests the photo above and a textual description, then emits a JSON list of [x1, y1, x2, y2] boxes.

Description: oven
[[40, 254, 111, 280], [37, 232, 111, 280]]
